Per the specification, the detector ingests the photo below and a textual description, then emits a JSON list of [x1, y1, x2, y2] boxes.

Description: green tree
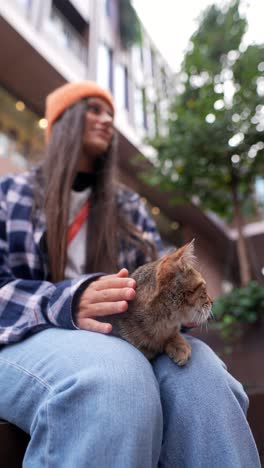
[[119, 0, 142, 48], [149, 0, 264, 286]]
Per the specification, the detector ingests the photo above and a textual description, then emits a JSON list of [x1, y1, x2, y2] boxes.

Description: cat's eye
[[192, 281, 205, 293]]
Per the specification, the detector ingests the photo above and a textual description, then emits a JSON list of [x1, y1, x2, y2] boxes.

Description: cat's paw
[[166, 342, 192, 366], [173, 348, 191, 366]]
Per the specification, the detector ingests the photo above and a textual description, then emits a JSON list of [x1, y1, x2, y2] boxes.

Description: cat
[[109, 240, 212, 366]]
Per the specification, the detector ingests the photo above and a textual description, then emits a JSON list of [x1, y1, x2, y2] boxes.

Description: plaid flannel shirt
[[0, 169, 163, 345]]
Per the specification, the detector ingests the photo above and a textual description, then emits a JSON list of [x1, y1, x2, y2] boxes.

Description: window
[[97, 44, 113, 92], [45, 4, 88, 64], [140, 47, 144, 67], [134, 88, 147, 130], [103, 0, 118, 29], [14, 0, 31, 9], [132, 46, 143, 75], [103, 0, 111, 16], [0, 87, 44, 169], [147, 103, 159, 138], [161, 67, 168, 98], [142, 89, 148, 129], [124, 67, 129, 110], [114, 64, 129, 111], [150, 49, 156, 77], [14, 0, 32, 17], [154, 103, 160, 136]]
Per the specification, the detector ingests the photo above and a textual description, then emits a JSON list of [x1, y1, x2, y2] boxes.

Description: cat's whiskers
[[190, 304, 211, 327], [191, 310, 198, 323], [202, 312, 210, 331], [204, 304, 212, 318], [191, 309, 203, 326]]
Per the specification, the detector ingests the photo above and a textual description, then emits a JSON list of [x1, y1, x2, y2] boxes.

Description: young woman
[[0, 81, 260, 467]]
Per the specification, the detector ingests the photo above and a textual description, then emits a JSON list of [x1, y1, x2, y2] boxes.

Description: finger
[[81, 300, 128, 317], [116, 268, 129, 277], [87, 287, 136, 304], [78, 318, 112, 334], [91, 277, 136, 291]]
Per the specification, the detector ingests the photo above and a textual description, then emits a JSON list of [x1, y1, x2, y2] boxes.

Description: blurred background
[[0, 0, 263, 460]]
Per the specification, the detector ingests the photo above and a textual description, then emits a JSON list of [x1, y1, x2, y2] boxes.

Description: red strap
[[67, 201, 90, 245]]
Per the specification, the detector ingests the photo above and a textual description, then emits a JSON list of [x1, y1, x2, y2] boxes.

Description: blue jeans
[[0, 329, 260, 467]]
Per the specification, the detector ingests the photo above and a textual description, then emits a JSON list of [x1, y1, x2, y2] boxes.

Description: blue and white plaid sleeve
[[0, 179, 100, 345]]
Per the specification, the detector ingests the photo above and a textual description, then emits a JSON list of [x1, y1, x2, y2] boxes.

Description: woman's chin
[[83, 139, 109, 156]]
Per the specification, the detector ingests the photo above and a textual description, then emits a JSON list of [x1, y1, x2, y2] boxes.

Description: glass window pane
[[134, 88, 147, 130], [45, 6, 87, 64], [97, 43, 113, 92], [114, 64, 129, 110], [0, 86, 44, 169]]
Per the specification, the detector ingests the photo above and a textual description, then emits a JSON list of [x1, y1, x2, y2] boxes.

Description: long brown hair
[[34, 99, 157, 282]]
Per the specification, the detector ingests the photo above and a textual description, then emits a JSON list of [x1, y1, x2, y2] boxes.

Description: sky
[[132, 0, 264, 72]]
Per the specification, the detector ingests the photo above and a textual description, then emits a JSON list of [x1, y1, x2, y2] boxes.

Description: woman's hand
[[75, 268, 136, 334]]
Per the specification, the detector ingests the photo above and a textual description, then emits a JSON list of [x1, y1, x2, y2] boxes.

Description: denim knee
[[1, 329, 164, 468], [151, 336, 259, 468], [42, 338, 163, 467], [51, 341, 163, 426], [152, 335, 249, 416]]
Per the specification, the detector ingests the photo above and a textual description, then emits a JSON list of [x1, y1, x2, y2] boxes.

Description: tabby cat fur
[[108, 241, 212, 366]]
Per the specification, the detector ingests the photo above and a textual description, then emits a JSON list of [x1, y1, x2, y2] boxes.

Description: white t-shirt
[[64, 188, 91, 279]]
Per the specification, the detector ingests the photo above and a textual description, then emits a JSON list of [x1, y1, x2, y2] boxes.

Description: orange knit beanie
[[45, 81, 115, 141]]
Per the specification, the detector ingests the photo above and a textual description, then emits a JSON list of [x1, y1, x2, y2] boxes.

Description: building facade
[[0, 0, 172, 166], [0, 0, 263, 297]]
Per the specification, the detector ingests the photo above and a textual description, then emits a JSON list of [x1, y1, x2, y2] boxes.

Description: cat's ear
[[178, 239, 196, 268], [157, 240, 196, 282], [164, 240, 196, 269]]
